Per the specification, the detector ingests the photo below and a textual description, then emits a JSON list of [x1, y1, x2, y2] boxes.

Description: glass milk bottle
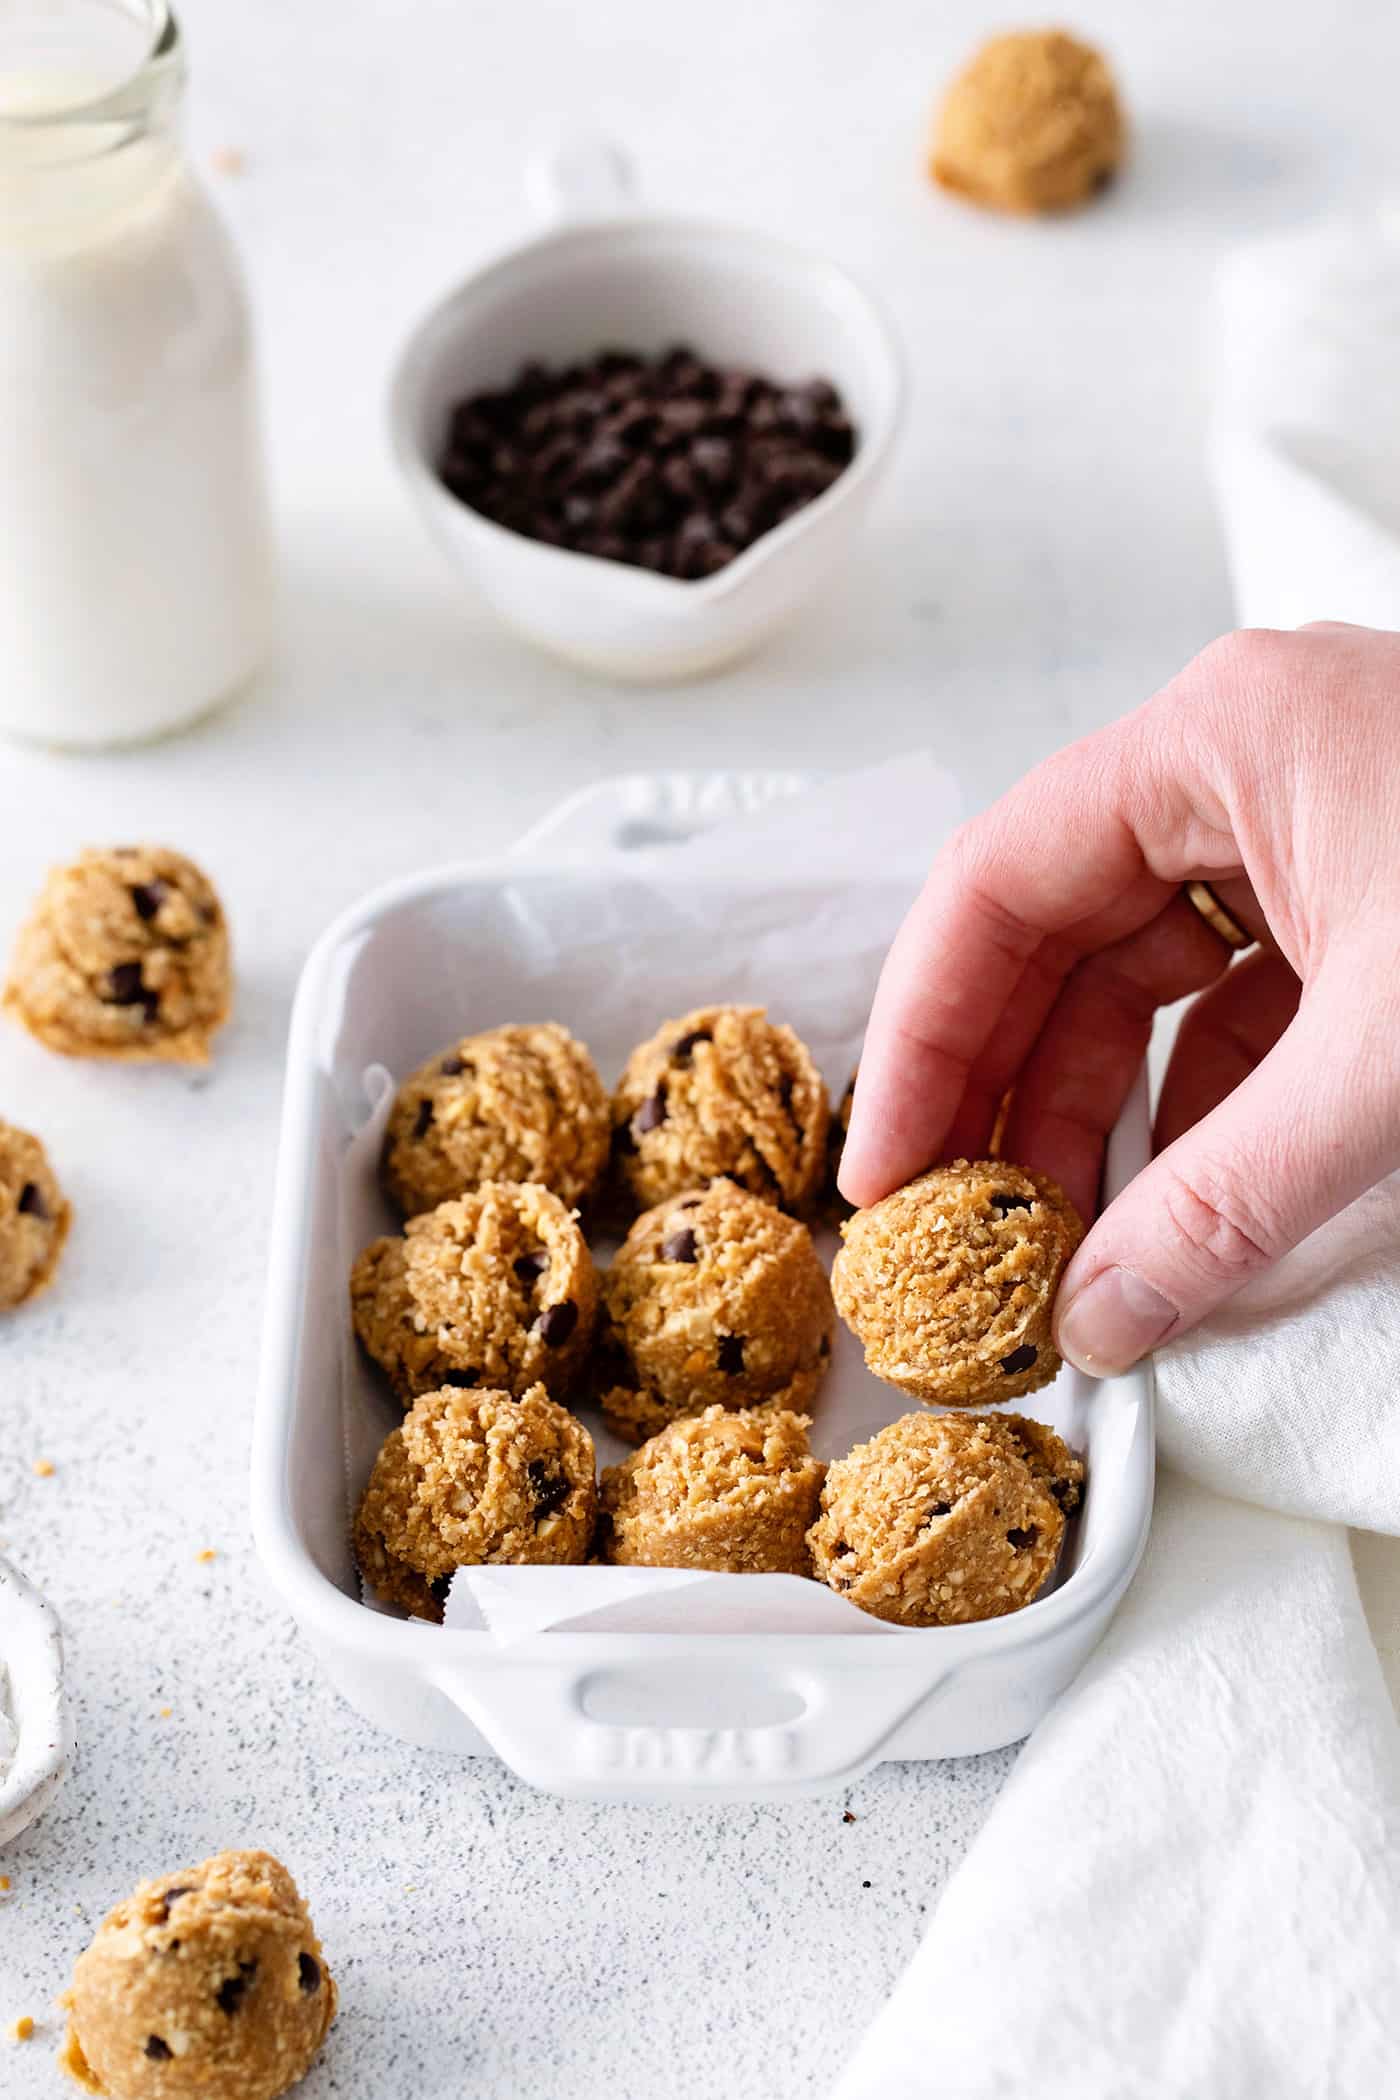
[[0, 2, 273, 746]]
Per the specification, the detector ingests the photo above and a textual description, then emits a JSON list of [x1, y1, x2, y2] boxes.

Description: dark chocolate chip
[[527, 1458, 572, 1518], [717, 1333, 745, 1375], [818, 1334, 831, 1358], [613, 1119, 638, 1155], [412, 1098, 433, 1139], [440, 1053, 465, 1076], [991, 1193, 1032, 1216], [928, 1501, 952, 1519], [1007, 1526, 1039, 1551], [1000, 1345, 1038, 1375], [430, 1574, 453, 1603], [660, 1226, 698, 1263], [513, 1250, 549, 1284], [130, 879, 168, 921], [441, 1367, 479, 1388], [675, 1194, 702, 1208], [634, 1087, 667, 1135], [536, 1299, 578, 1347], [832, 1539, 852, 1558], [144, 2037, 173, 2060], [17, 1181, 46, 1220], [216, 1960, 257, 2014], [155, 1884, 192, 1923], [1051, 1477, 1080, 1513], [103, 961, 147, 1006], [671, 1028, 712, 1064], [298, 1953, 322, 1994]]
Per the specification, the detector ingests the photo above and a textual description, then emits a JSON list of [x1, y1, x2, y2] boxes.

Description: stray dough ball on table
[[352, 1383, 597, 1620], [351, 1180, 597, 1405], [59, 1850, 335, 2100], [808, 1410, 1084, 1626], [3, 846, 231, 1065], [611, 1004, 830, 1215], [930, 28, 1124, 215], [0, 1120, 70, 1309], [381, 1022, 609, 1217], [597, 1178, 835, 1444], [599, 1406, 825, 1574], [832, 1159, 1083, 1405]]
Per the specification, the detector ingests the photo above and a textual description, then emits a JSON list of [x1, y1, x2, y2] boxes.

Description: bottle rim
[[0, 2, 182, 144]]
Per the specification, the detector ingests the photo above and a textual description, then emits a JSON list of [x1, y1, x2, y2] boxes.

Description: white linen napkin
[[1210, 210, 1400, 630]]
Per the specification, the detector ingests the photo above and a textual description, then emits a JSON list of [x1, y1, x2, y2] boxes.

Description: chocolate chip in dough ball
[[930, 29, 1124, 215], [832, 1160, 1084, 1405], [597, 1178, 834, 1443], [380, 1022, 609, 1217], [599, 1406, 825, 1574], [3, 846, 231, 1064], [350, 1180, 597, 1405], [611, 1004, 829, 1214], [352, 1383, 597, 1619], [807, 1410, 1083, 1626], [0, 1120, 70, 1309], [59, 1850, 335, 2100]]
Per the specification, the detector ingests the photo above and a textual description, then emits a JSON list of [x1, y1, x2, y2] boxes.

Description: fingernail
[[1056, 1267, 1178, 1377]]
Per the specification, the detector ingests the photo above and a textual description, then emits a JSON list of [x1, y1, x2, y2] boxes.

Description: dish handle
[[432, 1657, 951, 1800], [526, 129, 637, 228]]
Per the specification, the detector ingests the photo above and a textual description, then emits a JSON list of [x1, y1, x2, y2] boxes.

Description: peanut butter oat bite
[[597, 1178, 835, 1444], [599, 1406, 825, 1574], [0, 1119, 70, 1309], [808, 1410, 1083, 1627], [612, 1004, 830, 1215], [4, 846, 231, 1064], [381, 1022, 609, 1217], [352, 1383, 597, 1620], [930, 28, 1124, 215], [59, 1850, 335, 2100], [351, 1180, 597, 1406], [832, 1160, 1083, 1405]]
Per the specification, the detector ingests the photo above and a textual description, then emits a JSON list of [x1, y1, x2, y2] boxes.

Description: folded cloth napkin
[[1210, 209, 1400, 629], [836, 1243, 1400, 2099]]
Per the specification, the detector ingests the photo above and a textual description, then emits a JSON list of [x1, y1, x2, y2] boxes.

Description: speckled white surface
[[4, 0, 1400, 2089]]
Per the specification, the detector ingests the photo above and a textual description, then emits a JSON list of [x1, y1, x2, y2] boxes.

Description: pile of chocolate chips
[[437, 346, 857, 580]]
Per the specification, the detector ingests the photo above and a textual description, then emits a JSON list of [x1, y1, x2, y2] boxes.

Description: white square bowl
[[252, 775, 1154, 1802]]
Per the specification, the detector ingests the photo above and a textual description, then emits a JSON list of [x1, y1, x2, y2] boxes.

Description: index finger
[[838, 719, 1196, 1207]]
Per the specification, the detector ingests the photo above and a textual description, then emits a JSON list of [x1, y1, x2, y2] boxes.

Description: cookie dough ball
[[352, 1383, 597, 1619], [600, 1406, 825, 1574], [612, 1004, 829, 1215], [930, 29, 1124, 215], [3, 846, 231, 1065], [381, 1022, 609, 1217], [833, 1160, 1083, 1405], [808, 1410, 1083, 1626], [351, 1180, 596, 1405], [59, 1850, 335, 2100], [0, 1120, 70, 1309], [598, 1179, 835, 1443]]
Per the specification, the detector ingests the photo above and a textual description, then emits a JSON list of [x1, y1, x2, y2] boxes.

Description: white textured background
[[3, 0, 1400, 2092]]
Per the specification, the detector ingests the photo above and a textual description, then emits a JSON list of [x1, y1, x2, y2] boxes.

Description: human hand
[[839, 623, 1400, 1375]]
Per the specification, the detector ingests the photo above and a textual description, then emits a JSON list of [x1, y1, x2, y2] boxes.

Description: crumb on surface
[[31, 1458, 54, 1477], [0, 1875, 10, 1890], [157, 1706, 172, 1719], [195, 1547, 217, 1563], [842, 1809, 857, 1824], [210, 144, 246, 175], [10, 2015, 35, 2041]]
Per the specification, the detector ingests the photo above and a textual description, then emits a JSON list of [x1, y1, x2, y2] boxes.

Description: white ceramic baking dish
[[252, 774, 1154, 1802], [0, 1552, 70, 1847]]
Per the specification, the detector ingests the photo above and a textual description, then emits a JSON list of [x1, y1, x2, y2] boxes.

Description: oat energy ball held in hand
[[352, 1384, 596, 1620], [0, 1120, 70, 1309], [808, 1411, 1083, 1627], [4, 846, 231, 1064], [931, 29, 1124, 215], [600, 1407, 825, 1574], [59, 1850, 335, 2100], [381, 1022, 609, 1217], [612, 1004, 830, 1214], [351, 1180, 596, 1404], [598, 1179, 834, 1443], [833, 1160, 1083, 1405]]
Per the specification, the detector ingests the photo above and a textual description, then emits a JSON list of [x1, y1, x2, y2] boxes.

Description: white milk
[[0, 15, 273, 747]]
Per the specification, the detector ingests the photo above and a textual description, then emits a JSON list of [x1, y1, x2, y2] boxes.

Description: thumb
[[1054, 971, 1400, 1376]]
